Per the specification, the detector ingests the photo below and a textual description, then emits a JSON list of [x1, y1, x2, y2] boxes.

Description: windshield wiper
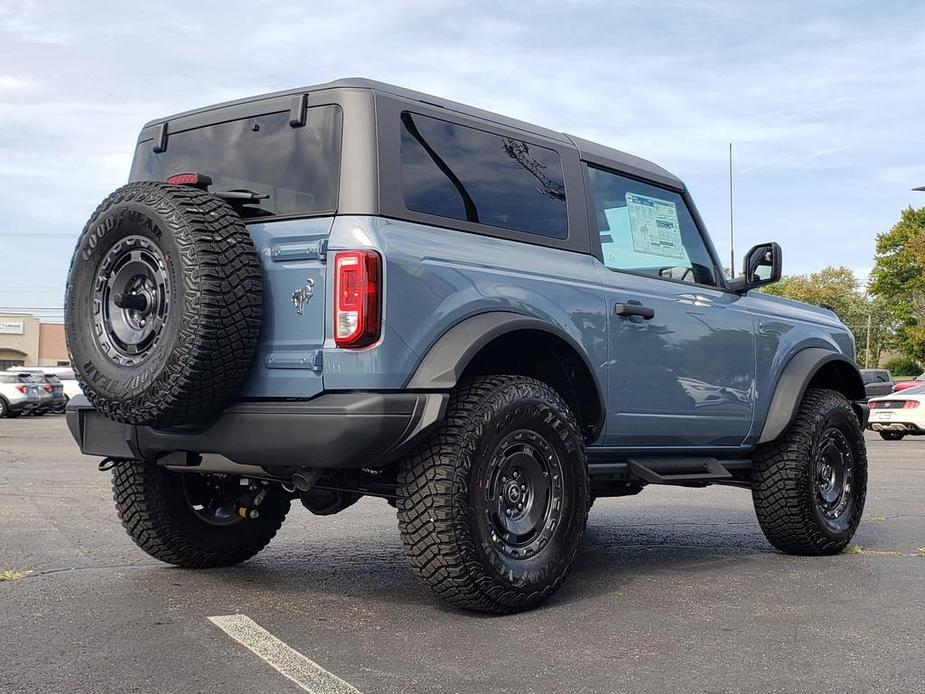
[[214, 189, 270, 202]]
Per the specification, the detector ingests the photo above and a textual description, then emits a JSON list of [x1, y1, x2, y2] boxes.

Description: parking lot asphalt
[[1, 416, 923, 694]]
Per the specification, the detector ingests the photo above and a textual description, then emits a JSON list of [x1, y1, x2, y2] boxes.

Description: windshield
[[130, 105, 342, 220]]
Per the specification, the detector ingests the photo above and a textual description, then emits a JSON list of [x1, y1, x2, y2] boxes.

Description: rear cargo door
[[239, 218, 333, 398]]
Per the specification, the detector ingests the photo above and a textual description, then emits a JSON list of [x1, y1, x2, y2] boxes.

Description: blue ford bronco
[[65, 79, 869, 613]]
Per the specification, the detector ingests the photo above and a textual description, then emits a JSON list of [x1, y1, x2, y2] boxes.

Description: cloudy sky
[[1, 0, 922, 321]]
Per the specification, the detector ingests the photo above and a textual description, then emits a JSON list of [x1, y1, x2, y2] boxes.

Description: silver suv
[[0, 372, 44, 418]]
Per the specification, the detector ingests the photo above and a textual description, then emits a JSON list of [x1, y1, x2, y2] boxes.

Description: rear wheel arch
[[758, 348, 866, 444], [406, 312, 604, 442]]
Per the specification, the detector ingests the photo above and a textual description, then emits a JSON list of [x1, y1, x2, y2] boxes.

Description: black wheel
[[65, 182, 262, 427], [0, 398, 7, 418], [879, 431, 905, 441], [397, 376, 588, 614], [112, 460, 290, 567], [52, 397, 68, 415], [752, 388, 867, 555]]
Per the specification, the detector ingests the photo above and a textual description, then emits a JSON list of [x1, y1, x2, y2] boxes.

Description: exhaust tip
[[291, 469, 321, 492]]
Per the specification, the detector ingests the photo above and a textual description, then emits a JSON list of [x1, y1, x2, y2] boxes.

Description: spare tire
[[65, 182, 262, 427]]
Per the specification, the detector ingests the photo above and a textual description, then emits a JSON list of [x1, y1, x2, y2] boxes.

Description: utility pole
[[865, 311, 873, 368], [729, 142, 735, 276]]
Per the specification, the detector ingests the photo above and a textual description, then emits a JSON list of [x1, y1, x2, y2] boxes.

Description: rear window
[[130, 105, 343, 219], [400, 112, 568, 239], [862, 370, 890, 384]]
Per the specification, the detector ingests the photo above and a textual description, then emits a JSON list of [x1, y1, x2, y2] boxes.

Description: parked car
[[861, 368, 894, 398], [13, 372, 54, 414], [892, 372, 925, 392], [868, 385, 925, 440], [0, 372, 44, 418], [9, 367, 77, 412], [63, 79, 869, 614]]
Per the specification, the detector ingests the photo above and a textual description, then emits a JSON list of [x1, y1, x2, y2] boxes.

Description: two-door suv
[[65, 79, 868, 613]]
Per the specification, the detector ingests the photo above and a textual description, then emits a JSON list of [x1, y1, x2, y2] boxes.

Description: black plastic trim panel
[[66, 392, 448, 470]]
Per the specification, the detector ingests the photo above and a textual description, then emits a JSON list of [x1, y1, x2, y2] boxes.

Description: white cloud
[[0, 0, 923, 314]]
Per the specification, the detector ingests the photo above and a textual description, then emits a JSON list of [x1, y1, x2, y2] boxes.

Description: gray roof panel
[[142, 78, 682, 187]]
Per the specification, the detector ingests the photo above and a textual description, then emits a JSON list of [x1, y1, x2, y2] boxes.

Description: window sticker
[[625, 192, 683, 259]]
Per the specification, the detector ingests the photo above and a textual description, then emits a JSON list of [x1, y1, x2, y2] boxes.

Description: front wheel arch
[[758, 348, 865, 444]]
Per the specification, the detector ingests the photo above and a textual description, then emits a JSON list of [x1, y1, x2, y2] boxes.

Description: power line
[[0, 233, 76, 238]]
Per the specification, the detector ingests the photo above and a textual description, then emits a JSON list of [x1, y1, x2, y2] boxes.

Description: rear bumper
[[66, 392, 448, 471], [7, 398, 40, 413], [869, 420, 923, 433]]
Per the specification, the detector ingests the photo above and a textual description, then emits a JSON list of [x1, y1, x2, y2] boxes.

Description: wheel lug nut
[[521, 484, 527, 491], [501, 476, 507, 482], [517, 503, 523, 510], [505, 509, 512, 517]]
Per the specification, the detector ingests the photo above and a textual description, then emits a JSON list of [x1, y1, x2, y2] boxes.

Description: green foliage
[[881, 356, 922, 378], [870, 206, 925, 361]]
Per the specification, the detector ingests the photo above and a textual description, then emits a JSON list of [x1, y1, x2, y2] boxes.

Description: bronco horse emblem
[[290, 278, 315, 315]]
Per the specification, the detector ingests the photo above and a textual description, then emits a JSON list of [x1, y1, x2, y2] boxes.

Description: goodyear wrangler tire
[[397, 375, 589, 614], [112, 460, 290, 567], [65, 182, 262, 427], [752, 388, 867, 555]]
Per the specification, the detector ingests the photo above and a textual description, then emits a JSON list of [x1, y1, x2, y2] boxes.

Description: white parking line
[[208, 614, 362, 694]]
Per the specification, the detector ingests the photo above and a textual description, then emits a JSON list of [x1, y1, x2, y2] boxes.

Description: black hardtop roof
[[143, 78, 683, 188]]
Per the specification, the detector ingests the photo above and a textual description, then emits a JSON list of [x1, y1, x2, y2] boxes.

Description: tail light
[[43, 384, 53, 393], [334, 250, 381, 348], [15, 385, 26, 394], [871, 400, 920, 409]]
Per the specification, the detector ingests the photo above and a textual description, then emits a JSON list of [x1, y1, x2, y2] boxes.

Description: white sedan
[[868, 385, 925, 440]]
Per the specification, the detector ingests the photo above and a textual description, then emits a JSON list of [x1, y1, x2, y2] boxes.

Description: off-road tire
[[397, 376, 589, 614], [752, 388, 867, 555], [65, 182, 262, 427], [112, 460, 290, 568], [879, 431, 905, 441]]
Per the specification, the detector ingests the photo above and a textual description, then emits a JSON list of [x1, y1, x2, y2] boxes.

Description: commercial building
[[0, 312, 69, 370]]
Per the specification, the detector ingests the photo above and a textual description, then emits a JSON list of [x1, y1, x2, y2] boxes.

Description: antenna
[[729, 142, 735, 277]]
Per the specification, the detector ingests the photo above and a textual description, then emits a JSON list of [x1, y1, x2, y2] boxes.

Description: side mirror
[[728, 242, 782, 293]]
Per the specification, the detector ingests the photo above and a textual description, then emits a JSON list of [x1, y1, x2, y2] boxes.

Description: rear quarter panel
[[322, 215, 608, 395]]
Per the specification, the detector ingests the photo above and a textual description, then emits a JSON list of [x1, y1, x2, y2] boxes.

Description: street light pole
[[729, 142, 735, 276]]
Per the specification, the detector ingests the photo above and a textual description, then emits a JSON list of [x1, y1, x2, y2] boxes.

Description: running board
[[588, 457, 751, 485]]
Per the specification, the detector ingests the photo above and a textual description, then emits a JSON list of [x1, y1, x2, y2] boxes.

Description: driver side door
[[585, 165, 757, 448]]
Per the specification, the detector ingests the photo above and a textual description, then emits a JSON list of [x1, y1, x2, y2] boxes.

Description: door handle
[[614, 303, 655, 320]]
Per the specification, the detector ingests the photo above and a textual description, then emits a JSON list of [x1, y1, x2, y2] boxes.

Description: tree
[[762, 266, 894, 366], [869, 206, 925, 362]]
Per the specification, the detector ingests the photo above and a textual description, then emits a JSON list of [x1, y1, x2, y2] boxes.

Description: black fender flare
[[406, 311, 605, 434], [758, 347, 866, 444]]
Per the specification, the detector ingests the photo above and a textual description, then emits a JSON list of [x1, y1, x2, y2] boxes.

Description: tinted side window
[[587, 166, 718, 286], [400, 112, 568, 239]]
